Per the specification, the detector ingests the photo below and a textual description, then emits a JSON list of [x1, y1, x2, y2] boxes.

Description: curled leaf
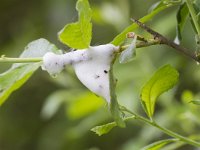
[[119, 35, 137, 64]]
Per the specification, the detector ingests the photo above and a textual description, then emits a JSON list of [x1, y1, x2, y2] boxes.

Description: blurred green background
[[0, 0, 200, 150]]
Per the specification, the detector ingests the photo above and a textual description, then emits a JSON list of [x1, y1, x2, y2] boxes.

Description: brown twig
[[131, 19, 200, 63]]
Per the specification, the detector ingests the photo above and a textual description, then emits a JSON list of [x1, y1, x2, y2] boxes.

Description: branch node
[[131, 18, 200, 63], [1, 55, 6, 59]]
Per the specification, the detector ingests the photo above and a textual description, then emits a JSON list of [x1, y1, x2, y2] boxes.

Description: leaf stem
[[122, 108, 200, 147], [0, 40, 162, 64], [186, 0, 200, 35], [0, 56, 43, 63]]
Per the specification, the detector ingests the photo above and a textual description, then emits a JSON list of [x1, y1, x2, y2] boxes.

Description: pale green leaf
[[141, 65, 179, 118], [181, 90, 193, 103], [119, 35, 137, 63], [58, 0, 92, 49], [41, 90, 78, 119], [142, 139, 178, 150], [0, 38, 59, 105], [66, 92, 105, 120]]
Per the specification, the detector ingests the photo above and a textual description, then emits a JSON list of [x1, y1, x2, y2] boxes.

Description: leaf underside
[[0, 38, 59, 105]]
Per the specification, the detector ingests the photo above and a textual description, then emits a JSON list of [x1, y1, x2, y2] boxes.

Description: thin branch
[[131, 19, 200, 63], [119, 39, 162, 52], [0, 40, 162, 64], [121, 107, 200, 148]]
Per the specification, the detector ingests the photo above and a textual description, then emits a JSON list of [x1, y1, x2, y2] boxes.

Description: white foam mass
[[42, 44, 119, 102], [42, 52, 65, 76]]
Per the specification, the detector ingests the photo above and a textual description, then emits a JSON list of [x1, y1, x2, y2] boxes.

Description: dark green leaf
[[176, 2, 189, 44], [188, 0, 200, 34], [91, 122, 117, 136], [0, 39, 59, 105], [109, 66, 125, 128], [193, 0, 200, 19], [58, 0, 92, 49], [91, 116, 135, 136], [141, 65, 179, 118], [142, 139, 178, 150]]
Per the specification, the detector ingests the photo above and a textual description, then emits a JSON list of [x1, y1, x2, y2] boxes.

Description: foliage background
[[0, 0, 200, 150]]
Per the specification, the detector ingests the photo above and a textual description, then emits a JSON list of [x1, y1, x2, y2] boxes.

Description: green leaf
[[181, 90, 194, 103], [142, 139, 178, 150], [141, 65, 179, 118], [0, 38, 59, 105], [66, 92, 105, 120], [176, 2, 189, 44], [41, 90, 78, 119], [111, 1, 178, 46], [189, 100, 200, 105], [58, 0, 92, 49], [119, 35, 137, 63], [91, 116, 135, 136], [91, 122, 117, 136]]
